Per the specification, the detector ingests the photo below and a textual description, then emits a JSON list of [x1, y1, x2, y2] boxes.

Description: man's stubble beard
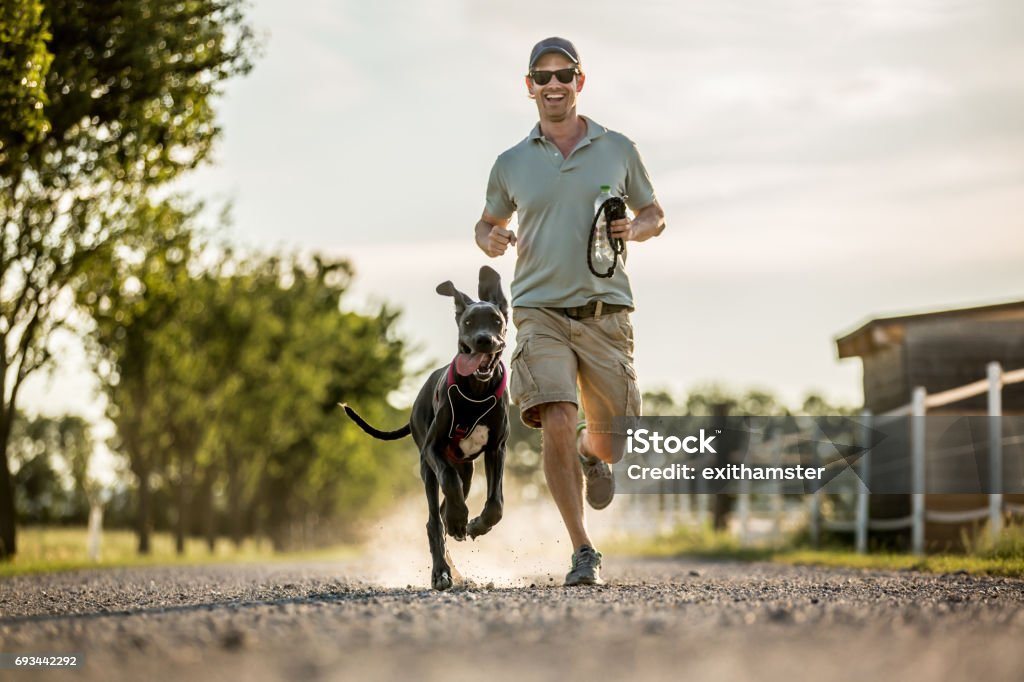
[[537, 99, 577, 124]]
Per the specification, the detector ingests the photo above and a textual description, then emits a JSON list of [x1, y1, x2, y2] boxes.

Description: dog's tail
[[339, 403, 412, 440]]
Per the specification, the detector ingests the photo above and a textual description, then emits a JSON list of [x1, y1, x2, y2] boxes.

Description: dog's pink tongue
[[455, 352, 487, 376]]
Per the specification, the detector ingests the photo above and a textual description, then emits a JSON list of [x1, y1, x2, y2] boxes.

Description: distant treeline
[[10, 203, 420, 553]]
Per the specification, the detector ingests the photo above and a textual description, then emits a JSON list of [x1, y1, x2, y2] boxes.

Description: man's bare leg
[[539, 401, 591, 551], [578, 430, 625, 464], [577, 430, 606, 462]]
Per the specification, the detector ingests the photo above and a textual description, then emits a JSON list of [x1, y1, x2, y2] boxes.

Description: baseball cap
[[528, 37, 581, 70]]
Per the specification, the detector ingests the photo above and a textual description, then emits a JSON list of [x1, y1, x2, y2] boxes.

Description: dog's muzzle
[[473, 350, 501, 379], [455, 344, 504, 379]]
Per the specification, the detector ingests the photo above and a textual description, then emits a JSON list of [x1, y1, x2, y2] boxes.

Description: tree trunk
[[0, 443, 16, 560], [175, 476, 188, 556], [712, 403, 733, 532], [228, 465, 244, 548], [136, 466, 152, 555], [0, 399, 17, 559], [199, 469, 216, 553], [0, 333, 16, 559]]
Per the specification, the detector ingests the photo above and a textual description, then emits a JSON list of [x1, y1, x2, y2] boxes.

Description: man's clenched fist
[[483, 225, 517, 257]]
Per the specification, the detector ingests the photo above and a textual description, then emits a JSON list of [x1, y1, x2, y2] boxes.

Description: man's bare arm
[[610, 200, 665, 243], [475, 210, 517, 257]]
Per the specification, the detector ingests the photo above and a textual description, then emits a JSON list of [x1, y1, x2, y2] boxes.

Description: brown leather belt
[[559, 301, 631, 320]]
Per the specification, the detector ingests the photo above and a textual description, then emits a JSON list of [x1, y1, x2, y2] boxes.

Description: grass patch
[[0, 526, 359, 578], [613, 522, 1024, 579], [609, 523, 776, 561], [775, 549, 1024, 578]]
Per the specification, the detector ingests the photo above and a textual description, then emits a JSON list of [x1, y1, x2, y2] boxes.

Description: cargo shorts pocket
[[621, 360, 641, 417], [597, 312, 634, 353], [617, 313, 635, 346], [509, 341, 538, 405]]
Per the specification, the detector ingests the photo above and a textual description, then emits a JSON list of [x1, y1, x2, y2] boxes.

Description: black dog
[[342, 266, 509, 591]]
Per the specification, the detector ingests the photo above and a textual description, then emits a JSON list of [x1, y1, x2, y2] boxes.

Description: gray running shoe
[[577, 420, 614, 510], [565, 545, 604, 586], [579, 453, 614, 510]]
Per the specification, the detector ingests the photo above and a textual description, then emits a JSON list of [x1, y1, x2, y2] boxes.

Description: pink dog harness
[[432, 359, 506, 464]]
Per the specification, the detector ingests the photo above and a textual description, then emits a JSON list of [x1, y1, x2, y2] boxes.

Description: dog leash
[[587, 196, 627, 278]]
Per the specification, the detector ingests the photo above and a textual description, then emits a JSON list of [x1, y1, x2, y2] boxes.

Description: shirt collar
[[529, 116, 607, 143]]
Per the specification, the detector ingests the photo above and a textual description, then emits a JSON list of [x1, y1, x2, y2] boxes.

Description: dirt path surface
[[2, 556, 1024, 682]]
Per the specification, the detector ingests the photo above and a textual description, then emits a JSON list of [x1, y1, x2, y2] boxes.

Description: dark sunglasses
[[528, 67, 580, 85]]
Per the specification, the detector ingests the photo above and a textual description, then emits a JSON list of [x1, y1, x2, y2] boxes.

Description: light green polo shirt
[[485, 117, 657, 310]]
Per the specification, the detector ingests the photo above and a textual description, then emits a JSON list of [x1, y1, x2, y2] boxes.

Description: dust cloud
[[353, 485, 658, 588]]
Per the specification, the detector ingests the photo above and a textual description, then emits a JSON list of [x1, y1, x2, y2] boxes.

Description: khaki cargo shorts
[[509, 306, 641, 434]]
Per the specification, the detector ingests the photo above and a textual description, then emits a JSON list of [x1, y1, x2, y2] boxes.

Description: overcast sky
[[27, 0, 1024, 426]]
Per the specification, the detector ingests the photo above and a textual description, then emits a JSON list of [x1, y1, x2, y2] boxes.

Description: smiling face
[[525, 52, 585, 123]]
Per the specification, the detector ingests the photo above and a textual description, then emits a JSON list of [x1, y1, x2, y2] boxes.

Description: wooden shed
[[835, 299, 1024, 551]]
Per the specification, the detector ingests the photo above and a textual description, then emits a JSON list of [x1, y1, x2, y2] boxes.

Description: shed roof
[[835, 298, 1024, 359]]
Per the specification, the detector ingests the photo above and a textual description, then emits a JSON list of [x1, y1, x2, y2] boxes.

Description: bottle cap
[[600, 185, 611, 191]]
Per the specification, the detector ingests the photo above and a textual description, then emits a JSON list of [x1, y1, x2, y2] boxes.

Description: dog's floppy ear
[[477, 266, 508, 320], [436, 280, 474, 318]]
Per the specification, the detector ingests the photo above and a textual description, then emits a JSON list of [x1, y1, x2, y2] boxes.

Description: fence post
[[809, 438, 821, 549], [87, 502, 103, 562], [912, 387, 927, 556], [656, 484, 666, 535], [809, 488, 820, 548], [988, 361, 1003, 542], [856, 410, 872, 554], [772, 434, 784, 547], [680, 467, 693, 526], [697, 453, 709, 528], [738, 476, 751, 546]]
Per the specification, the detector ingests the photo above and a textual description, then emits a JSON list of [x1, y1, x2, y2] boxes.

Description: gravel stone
[[0, 559, 1021, 681]]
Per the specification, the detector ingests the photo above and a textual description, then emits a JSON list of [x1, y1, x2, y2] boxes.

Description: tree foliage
[[0, 0, 255, 558], [640, 385, 855, 417], [0, 0, 52, 163], [78, 202, 416, 554], [8, 411, 93, 523]]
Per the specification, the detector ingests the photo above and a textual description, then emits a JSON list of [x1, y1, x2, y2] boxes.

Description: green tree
[[800, 392, 856, 417], [82, 223, 418, 554], [8, 411, 93, 523], [0, 0, 254, 558], [0, 0, 52, 166], [243, 256, 413, 550], [78, 198, 201, 553]]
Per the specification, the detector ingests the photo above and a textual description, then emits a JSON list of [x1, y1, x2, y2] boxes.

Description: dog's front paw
[[467, 516, 491, 539], [447, 524, 467, 541], [443, 503, 469, 541], [432, 570, 453, 591]]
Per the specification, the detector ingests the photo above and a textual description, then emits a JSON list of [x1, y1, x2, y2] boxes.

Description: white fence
[[617, 361, 1024, 555], [815, 361, 1024, 555]]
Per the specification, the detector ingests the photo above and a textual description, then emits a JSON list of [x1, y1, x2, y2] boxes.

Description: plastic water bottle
[[592, 185, 617, 267]]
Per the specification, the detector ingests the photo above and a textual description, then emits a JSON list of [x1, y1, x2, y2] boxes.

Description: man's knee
[[539, 402, 576, 435], [539, 402, 577, 462]]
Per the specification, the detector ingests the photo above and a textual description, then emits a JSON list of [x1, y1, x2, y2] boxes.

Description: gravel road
[[3, 555, 1023, 682]]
